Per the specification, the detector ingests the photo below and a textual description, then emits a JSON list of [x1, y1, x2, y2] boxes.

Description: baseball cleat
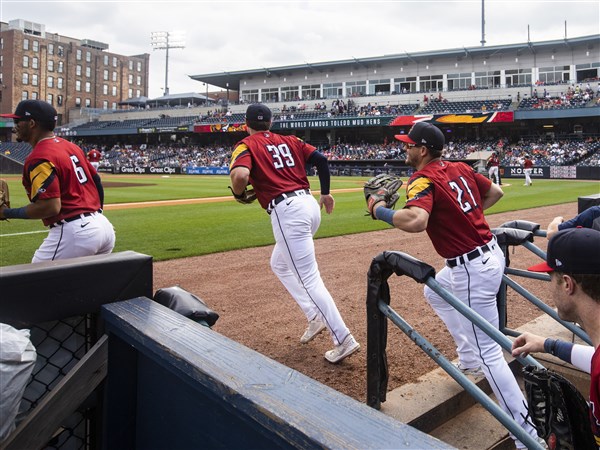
[[455, 362, 484, 377], [300, 318, 326, 344], [325, 334, 360, 363]]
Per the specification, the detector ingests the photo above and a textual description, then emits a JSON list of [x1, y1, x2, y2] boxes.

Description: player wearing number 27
[[0, 100, 115, 262], [229, 104, 359, 364], [369, 122, 540, 448]]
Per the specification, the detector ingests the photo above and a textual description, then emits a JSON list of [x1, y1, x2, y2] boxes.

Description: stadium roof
[[146, 92, 209, 106], [189, 34, 599, 90]]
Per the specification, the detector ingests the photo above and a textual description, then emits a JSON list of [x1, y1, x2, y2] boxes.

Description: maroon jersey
[[405, 159, 493, 258], [489, 154, 500, 167], [23, 136, 101, 226], [524, 158, 533, 169], [229, 132, 316, 209], [87, 149, 101, 163], [591, 346, 600, 446]]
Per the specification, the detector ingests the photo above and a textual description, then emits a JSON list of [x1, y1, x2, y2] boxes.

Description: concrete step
[[378, 314, 591, 449]]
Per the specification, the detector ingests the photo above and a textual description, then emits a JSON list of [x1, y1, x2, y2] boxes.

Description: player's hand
[[511, 332, 546, 358], [319, 194, 335, 214]]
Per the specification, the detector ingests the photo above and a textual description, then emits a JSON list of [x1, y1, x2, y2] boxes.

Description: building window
[[47, 93, 53, 105], [128, 74, 133, 84], [112, 86, 117, 96], [418, 74, 443, 93], [57, 46, 64, 57], [474, 71, 501, 89], [136, 89, 141, 97], [103, 55, 109, 65], [128, 61, 133, 70], [447, 73, 473, 91], [76, 65, 82, 76], [86, 51, 91, 63], [48, 60, 54, 71], [48, 43, 54, 55], [137, 61, 142, 72], [31, 92, 38, 100], [23, 56, 29, 68], [32, 57, 39, 69], [136, 75, 141, 86], [112, 102, 117, 110], [112, 71, 117, 82], [23, 39, 29, 50], [538, 66, 570, 84], [103, 100, 109, 109], [128, 89, 133, 98], [47, 76, 54, 88], [86, 66, 91, 77], [85, 98, 91, 107], [22, 73, 29, 84], [505, 68, 532, 86], [76, 49, 82, 60], [32, 75, 39, 86], [281, 86, 299, 101], [103, 84, 108, 95], [112, 57, 117, 67], [368, 79, 392, 96], [58, 61, 64, 73], [301, 84, 321, 100], [103, 69, 109, 81], [32, 41, 39, 52], [322, 82, 343, 98], [75, 97, 81, 107], [85, 81, 91, 93], [22, 91, 29, 100], [345, 80, 367, 97], [260, 87, 279, 102], [76, 80, 81, 91], [57, 95, 63, 106], [241, 89, 258, 103], [57, 78, 64, 89]]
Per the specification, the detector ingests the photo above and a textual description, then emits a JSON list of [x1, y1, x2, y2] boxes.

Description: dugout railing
[[364, 223, 594, 450]]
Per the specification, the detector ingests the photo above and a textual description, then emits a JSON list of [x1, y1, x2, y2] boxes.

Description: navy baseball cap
[[0, 99, 58, 124], [246, 104, 272, 122], [395, 122, 445, 151], [528, 228, 600, 274]]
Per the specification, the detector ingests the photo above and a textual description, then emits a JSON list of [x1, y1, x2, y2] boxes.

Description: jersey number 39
[[267, 144, 296, 169]]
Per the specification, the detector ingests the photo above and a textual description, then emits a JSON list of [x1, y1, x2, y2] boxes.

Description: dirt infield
[[152, 202, 575, 402]]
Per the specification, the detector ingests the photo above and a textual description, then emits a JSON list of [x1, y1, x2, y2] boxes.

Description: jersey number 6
[[70, 155, 89, 184]]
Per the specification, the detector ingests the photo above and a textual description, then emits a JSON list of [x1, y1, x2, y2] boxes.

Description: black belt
[[267, 189, 310, 214], [49, 209, 102, 228], [446, 243, 493, 268]]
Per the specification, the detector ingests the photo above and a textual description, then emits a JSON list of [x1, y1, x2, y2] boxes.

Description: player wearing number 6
[[0, 100, 115, 262], [368, 122, 542, 448], [229, 104, 359, 364]]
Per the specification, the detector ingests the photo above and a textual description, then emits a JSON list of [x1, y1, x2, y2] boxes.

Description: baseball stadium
[[1, 18, 600, 450]]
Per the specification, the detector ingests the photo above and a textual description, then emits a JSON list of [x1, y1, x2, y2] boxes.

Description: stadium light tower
[[151, 31, 185, 96]]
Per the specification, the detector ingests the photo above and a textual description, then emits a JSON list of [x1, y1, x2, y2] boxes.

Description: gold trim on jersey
[[28, 160, 56, 201], [406, 175, 433, 202], [230, 143, 249, 169]]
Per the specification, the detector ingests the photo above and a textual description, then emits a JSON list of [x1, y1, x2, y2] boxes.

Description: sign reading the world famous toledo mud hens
[[274, 117, 389, 130]]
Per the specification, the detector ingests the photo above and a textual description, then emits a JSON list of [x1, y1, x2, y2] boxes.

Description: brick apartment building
[[0, 19, 149, 134]]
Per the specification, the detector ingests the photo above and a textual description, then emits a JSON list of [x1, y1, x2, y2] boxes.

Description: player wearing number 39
[[229, 104, 359, 364], [0, 100, 115, 262], [369, 122, 541, 448]]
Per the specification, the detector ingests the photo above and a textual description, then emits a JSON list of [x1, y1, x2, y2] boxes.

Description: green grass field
[[0, 174, 598, 267]]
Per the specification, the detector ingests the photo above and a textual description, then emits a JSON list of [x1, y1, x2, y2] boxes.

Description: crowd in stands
[[518, 83, 599, 110], [3, 137, 600, 169]]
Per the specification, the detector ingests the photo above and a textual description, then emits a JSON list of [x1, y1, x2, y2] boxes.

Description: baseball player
[[0, 100, 115, 262], [368, 122, 541, 448], [523, 154, 534, 186], [87, 148, 102, 170], [546, 205, 600, 239], [229, 104, 359, 364], [511, 228, 600, 446], [486, 151, 501, 185]]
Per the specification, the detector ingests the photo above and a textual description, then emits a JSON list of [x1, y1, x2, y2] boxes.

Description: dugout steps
[[379, 313, 591, 450]]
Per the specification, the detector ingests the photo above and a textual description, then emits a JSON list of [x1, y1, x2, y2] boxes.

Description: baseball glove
[[0, 179, 10, 220], [364, 174, 403, 219], [229, 186, 257, 205], [522, 365, 596, 450]]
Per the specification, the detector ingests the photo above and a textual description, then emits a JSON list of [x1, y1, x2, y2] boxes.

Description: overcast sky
[[1, 1, 598, 98]]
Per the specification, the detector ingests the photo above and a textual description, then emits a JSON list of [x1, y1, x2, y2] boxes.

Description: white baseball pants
[[33, 212, 116, 263], [423, 242, 538, 448], [270, 194, 350, 346]]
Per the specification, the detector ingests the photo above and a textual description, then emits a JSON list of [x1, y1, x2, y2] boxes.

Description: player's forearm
[[546, 216, 563, 239], [2, 197, 61, 220], [375, 205, 428, 232], [482, 183, 503, 210], [229, 167, 250, 196]]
